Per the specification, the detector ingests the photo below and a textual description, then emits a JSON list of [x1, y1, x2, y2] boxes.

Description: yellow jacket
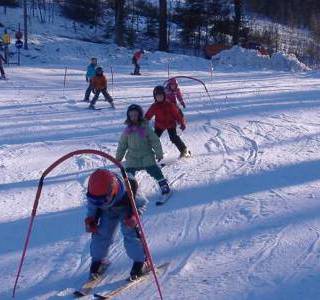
[[3, 33, 11, 45]]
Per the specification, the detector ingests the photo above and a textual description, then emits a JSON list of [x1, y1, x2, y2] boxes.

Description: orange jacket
[[92, 75, 107, 90]]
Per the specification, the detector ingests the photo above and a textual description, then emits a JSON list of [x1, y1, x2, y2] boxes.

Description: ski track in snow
[[1, 64, 320, 300]]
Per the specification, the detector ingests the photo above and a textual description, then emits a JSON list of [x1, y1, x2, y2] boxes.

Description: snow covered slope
[[1, 13, 320, 300], [2, 57, 320, 300]]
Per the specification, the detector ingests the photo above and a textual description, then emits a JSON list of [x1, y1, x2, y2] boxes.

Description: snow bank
[[213, 46, 310, 72]]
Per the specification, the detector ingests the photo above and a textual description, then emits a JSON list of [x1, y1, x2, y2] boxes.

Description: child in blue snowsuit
[[83, 57, 98, 102], [85, 169, 149, 280]]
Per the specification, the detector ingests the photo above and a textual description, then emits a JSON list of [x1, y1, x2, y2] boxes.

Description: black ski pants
[[154, 127, 186, 153]]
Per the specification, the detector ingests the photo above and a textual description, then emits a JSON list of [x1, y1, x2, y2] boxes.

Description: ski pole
[[63, 66, 67, 97], [12, 150, 164, 300], [120, 168, 164, 300]]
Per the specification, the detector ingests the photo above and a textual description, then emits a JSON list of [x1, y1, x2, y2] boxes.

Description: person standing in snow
[[116, 104, 171, 197], [145, 86, 191, 158], [0, 52, 7, 79], [165, 78, 186, 113], [85, 169, 150, 280], [83, 57, 98, 102], [132, 49, 145, 75], [2, 29, 10, 63], [89, 67, 114, 109]]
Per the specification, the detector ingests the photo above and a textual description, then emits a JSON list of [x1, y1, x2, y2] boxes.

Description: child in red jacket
[[145, 85, 190, 158], [165, 78, 186, 109]]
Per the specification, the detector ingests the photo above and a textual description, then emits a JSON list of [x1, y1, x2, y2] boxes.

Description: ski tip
[[73, 290, 88, 298], [93, 293, 107, 299]]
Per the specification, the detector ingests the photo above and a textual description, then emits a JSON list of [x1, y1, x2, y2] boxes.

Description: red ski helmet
[[87, 169, 119, 205]]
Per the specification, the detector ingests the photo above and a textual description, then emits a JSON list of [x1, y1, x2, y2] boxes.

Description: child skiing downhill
[[89, 67, 115, 109], [85, 169, 150, 281], [116, 104, 171, 197], [83, 57, 97, 102], [165, 78, 186, 110], [0, 52, 7, 79], [131, 49, 145, 75], [145, 86, 191, 158]]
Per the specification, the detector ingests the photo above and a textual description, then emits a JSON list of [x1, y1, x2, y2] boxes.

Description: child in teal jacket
[[116, 104, 170, 196]]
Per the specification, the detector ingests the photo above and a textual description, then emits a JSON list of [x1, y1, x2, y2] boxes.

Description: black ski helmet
[[153, 85, 166, 101], [95, 66, 103, 75], [126, 104, 144, 123]]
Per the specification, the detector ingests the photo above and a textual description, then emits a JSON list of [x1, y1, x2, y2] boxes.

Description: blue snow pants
[[90, 208, 145, 263]]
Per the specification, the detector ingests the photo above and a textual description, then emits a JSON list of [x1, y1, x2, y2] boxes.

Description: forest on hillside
[[1, 0, 320, 65]]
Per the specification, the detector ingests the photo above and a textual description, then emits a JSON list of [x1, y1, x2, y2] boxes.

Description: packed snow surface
[[213, 46, 310, 72], [1, 9, 320, 300]]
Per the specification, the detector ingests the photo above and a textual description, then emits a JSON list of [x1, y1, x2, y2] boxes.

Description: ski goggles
[[86, 192, 114, 206]]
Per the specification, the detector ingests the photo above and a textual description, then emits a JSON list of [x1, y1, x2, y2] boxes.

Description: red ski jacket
[[145, 101, 185, 130], [133, 51, 143, 61], [165, 86, 185, 107]]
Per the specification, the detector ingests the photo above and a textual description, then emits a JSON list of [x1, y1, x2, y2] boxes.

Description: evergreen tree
[[60, 0, 103, 25], [159, 0, 168, 51], [115, 0, 125, 46], [0, 0, 19, 6]]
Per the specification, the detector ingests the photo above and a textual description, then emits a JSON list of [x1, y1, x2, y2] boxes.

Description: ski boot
[[89, 259, 110, 280], [158, 179, 171, 195], [179, 148, 191, 158], [129, 261, 150, 281]]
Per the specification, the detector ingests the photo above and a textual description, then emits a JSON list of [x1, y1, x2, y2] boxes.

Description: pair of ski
[[74, 262, 169, 299]]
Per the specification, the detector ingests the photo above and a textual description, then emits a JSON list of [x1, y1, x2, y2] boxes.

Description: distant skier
[[131, 49, 145, 75], [2, 29, 10, 63], [0, 52, 7, 79], [89, 67, 115, 109], [145, 86, 191, 158], [116, 104, 171, 197], [83, 57, 98, 102], [85, 169, 150, 280]]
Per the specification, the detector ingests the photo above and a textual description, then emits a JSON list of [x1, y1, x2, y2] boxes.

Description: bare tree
[[115, 0, 125, 46], [159, 0, 168, 51], [24, 0, 28, 49], [233, 0, 241, 45]]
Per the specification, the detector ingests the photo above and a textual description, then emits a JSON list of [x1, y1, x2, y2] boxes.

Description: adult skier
[[131, 49, 145, 75], [0, 52, 7, 79], [116, 104, 171, 197], [83, 57, 98, 102], [145, 86, 191, 158], [85, 169, 150, 280], [89, 67, 115, 109], [2, 29, 10, 63]]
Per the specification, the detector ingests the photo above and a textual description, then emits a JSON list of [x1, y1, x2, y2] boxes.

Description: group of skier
[[80, 51, 191, 290]]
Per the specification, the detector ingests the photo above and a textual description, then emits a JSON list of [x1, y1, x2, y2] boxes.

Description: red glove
[[180, 123, 186, 131], [124, 214, 138, 228], [85, 216, 98, 233]]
